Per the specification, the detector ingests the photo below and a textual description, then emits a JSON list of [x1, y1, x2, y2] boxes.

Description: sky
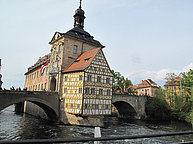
[[0, 0, 193, 89]]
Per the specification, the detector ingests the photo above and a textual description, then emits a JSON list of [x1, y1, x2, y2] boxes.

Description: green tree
[[155, 88, 165, 100], [182, 69, 193, 99], [111, 70, 133, 94], [145, 97, 171, 120]]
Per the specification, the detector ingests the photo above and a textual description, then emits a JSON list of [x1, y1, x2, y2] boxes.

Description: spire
[[73, 0, 85, 29], [79, 0, 82, 9]]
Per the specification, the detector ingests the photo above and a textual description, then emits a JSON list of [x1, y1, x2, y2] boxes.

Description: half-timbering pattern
[[62, 48, 113, 116]]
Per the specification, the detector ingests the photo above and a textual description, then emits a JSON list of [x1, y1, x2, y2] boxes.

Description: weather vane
[[79, 0, 82, 8]]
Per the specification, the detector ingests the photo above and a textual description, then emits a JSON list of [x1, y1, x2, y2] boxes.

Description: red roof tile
[[63, 48, 101, 73]]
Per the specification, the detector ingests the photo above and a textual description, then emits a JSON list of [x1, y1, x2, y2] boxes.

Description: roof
[[63, 48, 101, 73], [164, 76, 181, 86], [131, 79, 160, 89], [49, 28, 103, 47], [25, 53, 51, 75]]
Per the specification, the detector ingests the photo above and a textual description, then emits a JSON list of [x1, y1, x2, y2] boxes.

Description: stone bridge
[[0, 90, 59, 121], [112, 94, 147, 119]]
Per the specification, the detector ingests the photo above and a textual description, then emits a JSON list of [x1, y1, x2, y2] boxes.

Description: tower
[[74, 0, 85, 29]]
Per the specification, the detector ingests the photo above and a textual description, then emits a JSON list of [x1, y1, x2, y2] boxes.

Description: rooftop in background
[[164, 76, 182, 87], [135, 79, 160, 89]]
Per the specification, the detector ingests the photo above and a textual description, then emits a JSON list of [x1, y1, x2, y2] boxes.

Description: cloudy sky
[[0, 0, 193, 88]]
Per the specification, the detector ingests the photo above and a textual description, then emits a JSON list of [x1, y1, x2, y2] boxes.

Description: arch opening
[[0, 99, 58, 122], [112, 101, 137, 119], [50, 78, 56, 91]]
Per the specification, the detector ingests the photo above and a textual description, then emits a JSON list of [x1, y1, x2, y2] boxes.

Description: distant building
[[130, 79, 160, 97], [164, 76, 189, 102], [24, 3, 113, 116]]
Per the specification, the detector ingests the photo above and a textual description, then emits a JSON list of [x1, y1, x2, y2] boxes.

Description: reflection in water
[[0, 106, 193, 143]]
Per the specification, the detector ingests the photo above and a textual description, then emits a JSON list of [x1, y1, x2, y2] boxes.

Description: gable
[[49, 32, 63, 44], [85, 49, 113, 77]]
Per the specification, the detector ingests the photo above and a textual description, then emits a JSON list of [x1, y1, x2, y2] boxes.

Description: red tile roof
[[131, 79, 160, 89], [63, 48, 101, 73]]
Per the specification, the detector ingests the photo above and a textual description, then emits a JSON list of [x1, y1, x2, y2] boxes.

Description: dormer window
[[84, 58, 90, 62], [73, 45, 78, 54], [75, 60, 80, 64]]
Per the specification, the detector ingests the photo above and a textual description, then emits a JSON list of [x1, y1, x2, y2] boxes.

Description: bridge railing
[[1, 131, 193, 143]]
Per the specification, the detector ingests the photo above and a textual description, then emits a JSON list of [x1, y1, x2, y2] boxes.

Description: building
[[63, 48, 113, 115], [131, 79, 160, 97], [24, 2, 113, 117], [164, 76, 189, 103], [25, 54, 50, 91]]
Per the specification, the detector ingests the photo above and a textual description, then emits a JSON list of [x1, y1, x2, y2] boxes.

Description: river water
[[0, 106, 193, 144]]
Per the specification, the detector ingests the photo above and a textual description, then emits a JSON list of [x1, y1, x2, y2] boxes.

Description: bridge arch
[[112, 94, 147, 119], [112, 101, 137, 118], [0, 91, 59, 121]]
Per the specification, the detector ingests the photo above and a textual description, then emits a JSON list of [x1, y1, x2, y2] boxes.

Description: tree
[[154, 88, 165, 100], [111, 70, 133, 94], [145, 97, 171, 120], [182, 69, 193, 99]]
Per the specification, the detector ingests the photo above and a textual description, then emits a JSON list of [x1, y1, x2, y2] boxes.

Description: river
[[0, 106, 193, 143]]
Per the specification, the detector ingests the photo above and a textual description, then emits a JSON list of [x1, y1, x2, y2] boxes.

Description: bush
[[145, 97, 171, 120]]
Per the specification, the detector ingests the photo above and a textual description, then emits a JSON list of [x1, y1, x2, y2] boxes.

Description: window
[[36, 85, 37, 90], [57, 60, 60, 68], [84, 58, 90, 62], [107, 90, 110, 96], [91, 88, 95, 94], [92, 104, 95, 109], [85, 104, 88, 109], [41, 84, 43, 90], [59, 45, 61, 52], [37, 71, 39, 77], [71, 104, 73, 108], [65, 76, 68, 81], [38, 84, 40, 90], [79, 75, 82, 81], [85, 88, 90, 94], [75, 60, 80, 64], [45, 83, 47, 90], [87, 75, 92, 82], [94, 67, 97, 71], [105, 105, 109, 109], [99, 89, 103, 95], [106, 78, 110, 84], [64, 88, 67, 93], [73, 45, 78, 54], [97, 76, 101, 83], [66, 104, 68, 108], [77, 104, 80, 109], [79, 88, 82, 93], [95, 104, 99, 109]]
